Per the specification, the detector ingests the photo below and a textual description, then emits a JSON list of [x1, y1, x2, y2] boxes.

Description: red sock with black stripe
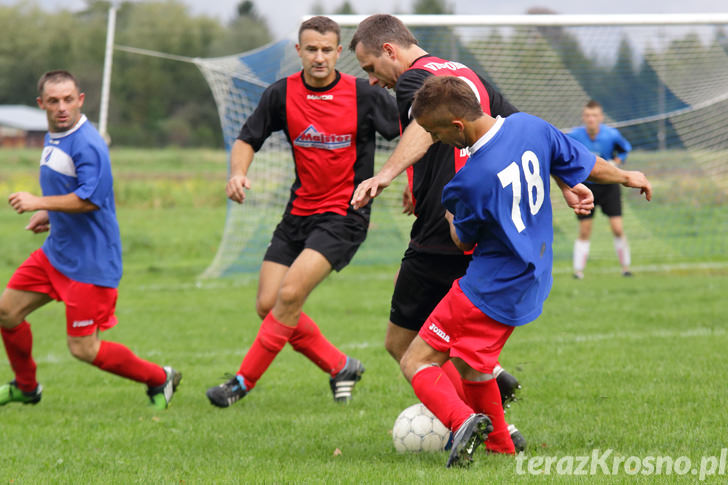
[[1, 321, 37, 392], [92, 341, 167, 387], [462, 378, 515, 454], [288, 312, 347, 376], [411, 365, 474, 431], [237, 312, 295, 390]]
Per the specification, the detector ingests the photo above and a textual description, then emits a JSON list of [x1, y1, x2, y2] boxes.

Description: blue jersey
[[442, 113, 596, 326], [568, 124, 631, 163], [39, 115, 122, 288]]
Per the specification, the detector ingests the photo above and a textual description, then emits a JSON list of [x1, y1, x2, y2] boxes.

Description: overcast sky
[[5, 0, 728, 39]]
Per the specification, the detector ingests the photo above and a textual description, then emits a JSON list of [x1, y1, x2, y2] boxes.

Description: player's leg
[[402, 336, 491, 468], [64, 283, 181, 409], [255, 260, 290, 319], [601, 185, 631, 275], [0, 288, 50, 404], [573, 216, 593, 279], [608, 216, 631, 275]]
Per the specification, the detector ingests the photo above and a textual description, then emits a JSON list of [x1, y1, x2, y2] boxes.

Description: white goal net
[[197, 14, 728, 278]]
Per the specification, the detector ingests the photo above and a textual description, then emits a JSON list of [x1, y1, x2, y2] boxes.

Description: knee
[[67, 337, 99, 363], [0, 305, 14, 328], [399, 352, 420, 383], [276, 282, 305, 311], [255, 297, 273, 320]]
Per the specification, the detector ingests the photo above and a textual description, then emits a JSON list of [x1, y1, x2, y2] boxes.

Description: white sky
[[5, 0, 728, 39]]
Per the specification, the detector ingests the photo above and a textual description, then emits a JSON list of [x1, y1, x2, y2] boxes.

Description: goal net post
[[198, 14, 728, 278]]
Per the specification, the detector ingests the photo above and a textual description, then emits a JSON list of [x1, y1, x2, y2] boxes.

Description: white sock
[[613, 236, 631, 268], [573, 239, 590, 273]]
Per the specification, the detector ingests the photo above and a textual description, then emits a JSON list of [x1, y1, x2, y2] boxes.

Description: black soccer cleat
[[446, 413, 493, 468], [494, 365, 521, 407], [206, 374, 248, 408], [330, 357, 365, 403], [508, 424, 527, 453]]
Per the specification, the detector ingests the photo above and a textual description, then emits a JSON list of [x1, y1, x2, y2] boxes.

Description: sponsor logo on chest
[[294, 124, 351, 150], [307, 94, 333, 100]]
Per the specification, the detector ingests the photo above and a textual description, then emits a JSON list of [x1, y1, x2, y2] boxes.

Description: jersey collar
[[49, 114, 87, 139], [468, 116, 505, 156]]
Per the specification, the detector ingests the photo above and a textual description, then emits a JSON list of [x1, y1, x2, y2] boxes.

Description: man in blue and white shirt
[[400, 76, 651, 468], [568, 100, 634, 278], [0, 70, 180, 409]]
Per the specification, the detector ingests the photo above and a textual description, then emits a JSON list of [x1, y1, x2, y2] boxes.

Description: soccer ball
[[392, 403, 450, 453]]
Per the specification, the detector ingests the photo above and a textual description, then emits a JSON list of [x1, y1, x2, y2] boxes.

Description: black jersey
[[396, 55, 518, 254], [239, 71, 399, 219]]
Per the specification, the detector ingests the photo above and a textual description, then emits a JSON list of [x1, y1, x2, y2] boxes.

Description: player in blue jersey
[[400, 76, 651, 468], [0, 70, 180, 409], [568, 100, 634, 278]]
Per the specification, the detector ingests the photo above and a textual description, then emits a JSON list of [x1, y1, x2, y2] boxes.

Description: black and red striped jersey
[[395, 55, 518, 255], [238, 71, 399, 218]]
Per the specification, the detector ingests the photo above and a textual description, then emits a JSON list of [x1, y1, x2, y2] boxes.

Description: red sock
[[92, 341, 167, 387], [411, 365, 474, 431], [1, 321, 37, 392], [288, 312, 347, 376], [463, 378, 515, 454], [237, 312, 295, 390], [441, 360, 467, 402]]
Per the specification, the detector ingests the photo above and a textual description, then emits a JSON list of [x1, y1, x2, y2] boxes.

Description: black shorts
[[389, 248, 471, 331], [577, 183, 622, 219], [263, 211, 368, 271]]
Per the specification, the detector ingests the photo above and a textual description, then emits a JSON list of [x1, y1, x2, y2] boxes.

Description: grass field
[[1, 148, 727, 483]]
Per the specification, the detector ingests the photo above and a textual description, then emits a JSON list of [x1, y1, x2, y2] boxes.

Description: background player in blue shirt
[[400, 76, 651, 468], [568, 100, 634, 278], [1, 70, 180, 409]]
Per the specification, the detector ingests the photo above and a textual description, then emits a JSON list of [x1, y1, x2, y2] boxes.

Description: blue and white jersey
[[442, 113, 596, 326], [568, 124, 631, 163], [39, 115, 122, 288]]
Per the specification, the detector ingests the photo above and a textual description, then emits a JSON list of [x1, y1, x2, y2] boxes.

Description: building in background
[[0, 105, 47, 148]]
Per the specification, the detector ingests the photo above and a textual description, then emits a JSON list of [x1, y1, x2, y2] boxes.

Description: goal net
[[197, 14, 728, 278]]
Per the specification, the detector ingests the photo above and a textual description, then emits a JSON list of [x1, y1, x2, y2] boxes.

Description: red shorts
[[7, 249, 118, 337], [419, 279, 514, 374]]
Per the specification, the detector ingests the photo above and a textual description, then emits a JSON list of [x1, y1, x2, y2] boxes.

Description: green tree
[[334, 1, 356, 15], [208, 0, 272, 56], [413, 0, 453, 14]]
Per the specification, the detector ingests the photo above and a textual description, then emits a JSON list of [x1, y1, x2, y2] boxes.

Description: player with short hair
[[568, 100, 633, 278], [348, 15, 592, 448], [205, 16, 399, 407], [1, 70, 181, 409], [403, 76, 651, 468]]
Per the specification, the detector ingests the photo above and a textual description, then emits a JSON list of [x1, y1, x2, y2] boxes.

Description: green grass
[[1, 148, 727, 483]]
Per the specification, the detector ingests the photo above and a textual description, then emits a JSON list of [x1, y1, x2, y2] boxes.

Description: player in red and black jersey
[[206, 16, 399, 408], [349, 14, 594, 450]]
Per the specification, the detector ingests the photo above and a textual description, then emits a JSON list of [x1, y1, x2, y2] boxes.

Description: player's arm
[[588, 156, 651, 200], [226, 139, 254, 204], [444, 210, 474, 252], [552, 176, 594, 216], [351, 120, 432, 209], [8, 191, 98, 214], [227, 80, 285, 204]]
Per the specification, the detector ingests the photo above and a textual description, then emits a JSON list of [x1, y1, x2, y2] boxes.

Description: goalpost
[[196, 14, 728, 278]]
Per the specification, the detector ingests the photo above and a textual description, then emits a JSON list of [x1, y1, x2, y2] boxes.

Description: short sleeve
[[237, 79, 287, 151], [395, 69, 431, 128], [361, 82, 399, 141], [546, 122, 596, 187], [73, 141, 112, 207]]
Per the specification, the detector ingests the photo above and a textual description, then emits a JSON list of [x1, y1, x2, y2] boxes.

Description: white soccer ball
[[392, 403, 450, 453]]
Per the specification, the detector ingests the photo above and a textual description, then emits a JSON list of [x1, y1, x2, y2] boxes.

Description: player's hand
[[402, 186, 414, 215], [560, 183, 594, 216], [623, 171, 652, 201], [26, 210, 50, 233], [351, 174, 391, 209], [8, 192, 41, 214], [226, 174, 251, 204]]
